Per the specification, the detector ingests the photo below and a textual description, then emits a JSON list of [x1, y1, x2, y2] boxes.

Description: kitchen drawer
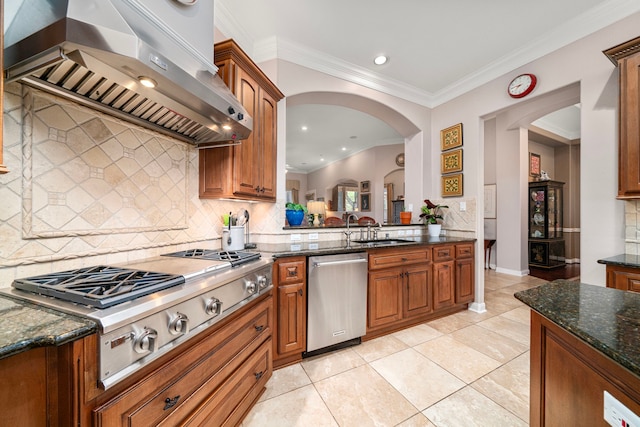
[[455, 243, 474, 259], [182, 338, 272, 426], [277, 257, 306, 284], [368, 248, 431, 270], [433, 245, 455, 262], [94, 295, 272, 427]]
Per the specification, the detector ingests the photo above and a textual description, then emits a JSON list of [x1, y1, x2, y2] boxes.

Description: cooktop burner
[[12, 265, 185, 309], [162, 249, 261, 266]]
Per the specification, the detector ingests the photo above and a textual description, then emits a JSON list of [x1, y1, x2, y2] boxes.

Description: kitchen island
[[515, 281, 640, 426]]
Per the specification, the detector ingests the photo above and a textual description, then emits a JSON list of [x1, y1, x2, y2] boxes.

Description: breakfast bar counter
[[515, 281, 640, 425]]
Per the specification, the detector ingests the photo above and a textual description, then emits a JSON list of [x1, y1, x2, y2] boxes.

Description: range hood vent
[[4, 0, 252, 146]]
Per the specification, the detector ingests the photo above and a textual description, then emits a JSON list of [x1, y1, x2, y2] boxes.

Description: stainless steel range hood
[[4, 0, 252, 146]]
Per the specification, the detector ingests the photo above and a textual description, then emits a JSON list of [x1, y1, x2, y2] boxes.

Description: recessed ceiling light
[[138, 76, 157, 88], [342, 147, 347, 151], [320, 157, 325, 162], [374, 55, 387, 65], [301, 126, 308, 131]]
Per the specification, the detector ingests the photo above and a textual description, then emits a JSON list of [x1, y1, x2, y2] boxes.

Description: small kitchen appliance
[[222, 226, 245, 251]]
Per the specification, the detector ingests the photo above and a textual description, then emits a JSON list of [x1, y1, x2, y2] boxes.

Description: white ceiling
[[215, 0, 638, 172]]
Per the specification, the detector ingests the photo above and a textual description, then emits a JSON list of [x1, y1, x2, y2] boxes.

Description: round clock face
[[508, 74, 537, 98]]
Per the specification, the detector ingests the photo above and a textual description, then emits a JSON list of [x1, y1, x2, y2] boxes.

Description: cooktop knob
[[245, 281, 257, 294], [205, 297, 222, 316], [168, 312, 189, 335], [257, 275, 268, 290], [134, 327, 157, 354]]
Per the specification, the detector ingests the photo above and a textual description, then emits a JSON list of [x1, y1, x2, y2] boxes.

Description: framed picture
[[360, 180, 370, 192], [440, 123, 463, 151], [484, 184, 496, 219], [442, 173, 463, 197], [441, 148, 463, 174], [529, 153, 541, 177], [360, 193, 371, 211]]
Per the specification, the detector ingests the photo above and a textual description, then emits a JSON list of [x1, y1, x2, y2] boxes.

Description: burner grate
[[163, 249, 260, 266], [13, 266, 185, 308]]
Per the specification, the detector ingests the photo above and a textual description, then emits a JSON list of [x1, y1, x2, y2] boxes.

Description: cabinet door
[[368, 268, 403, 329], [619, 53, 640, 198], [606, 265, 640, 292], [433, 261, 455, 310], [258, 88, 277, 200], [232, 67, 260, 197], [455, 257, 474, 304], [403, 264, 432, 318], [199, 146, 232, 198], [277, 282, 306, 355]]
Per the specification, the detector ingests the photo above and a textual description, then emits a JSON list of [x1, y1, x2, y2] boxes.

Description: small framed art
[[529, 153, 541, 177], [440, 123, 463, 151], [360, 180, 370, 192], [441, 148, 463, 174], [360, 193, 371, 211], [442, 173, 463, 197]]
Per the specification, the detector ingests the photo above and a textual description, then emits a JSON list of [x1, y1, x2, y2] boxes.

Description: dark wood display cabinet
[[528, 180, 565, 269]]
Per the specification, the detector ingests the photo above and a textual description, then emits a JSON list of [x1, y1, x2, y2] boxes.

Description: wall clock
[[508, 73, 537, 98], [395, 153, 405, 167]]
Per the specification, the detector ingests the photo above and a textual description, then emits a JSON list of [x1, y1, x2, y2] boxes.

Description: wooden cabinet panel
[[277, 282, 305, 355], [273, 257, 306, 366], [403, 264, 432, 318], [455, 243, 473, 259], [368, 248, 431, 270], [605, 264, 640, 292], [455, 257, 475, 303], [432, 245, 454, 262], [0, 348, 48, 426], [368, 268, 403, 328], [433, 260, 455, 310]]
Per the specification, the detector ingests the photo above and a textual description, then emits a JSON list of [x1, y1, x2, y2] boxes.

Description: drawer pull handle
[[401, 257, 408, 262], [298, 289, 303, 296], [288, 268, 297, 276], [255, 371, 264, 380], [255, 325, 264, 332], [164, 395, 181, 410]]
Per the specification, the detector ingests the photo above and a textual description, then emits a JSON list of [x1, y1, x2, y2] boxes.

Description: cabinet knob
[[254, 371, 264, 380], [255, 324, 265, 332], [163, 395, 181, 411], [298, 289, 303, 296]]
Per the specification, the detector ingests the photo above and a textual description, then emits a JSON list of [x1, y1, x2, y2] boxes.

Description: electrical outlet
[[290, 244, 302, 251], [309, 243, 319, 250], [460, 201, 466, 211], [604, 391, 640, 427], [290, 234, 301, 241], [308, 233, 319, 240], [406, 229, 414, 235], [398, 230, 406, 236]]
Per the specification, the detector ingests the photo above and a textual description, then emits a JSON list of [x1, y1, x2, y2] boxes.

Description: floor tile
[[300, 347, 366, 382], [396, 413, 437, 427], [370, 348, 466, 410], [426, 313, 472, 334], [392, 322, 443, 346], [352, 334, 409, 362], [314, 364, 418, 426], [476, 315, 530, 345], [450, 324, 528, 363], [243, 384, 338, 427], [471, 352, 530, 422], [414, 335, 502, 383], [259, 363, 311, 401], [423, 386, 528, 427], [501, 306, 531, 325]]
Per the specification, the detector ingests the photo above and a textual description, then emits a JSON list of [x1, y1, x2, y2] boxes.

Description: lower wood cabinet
[[605, 264, 640, 292], [273, 257, 307, 367], [530, 310, 640, 426]]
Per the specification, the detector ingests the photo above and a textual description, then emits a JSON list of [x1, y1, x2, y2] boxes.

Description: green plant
[[285, 202, 308, 213], [419, 199, 448, 224]]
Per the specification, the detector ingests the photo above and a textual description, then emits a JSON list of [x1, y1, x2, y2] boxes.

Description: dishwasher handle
[[312, 258, 368, 268]]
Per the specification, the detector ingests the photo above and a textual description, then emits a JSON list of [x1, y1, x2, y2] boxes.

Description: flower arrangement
[[419, 199, 448, 225]]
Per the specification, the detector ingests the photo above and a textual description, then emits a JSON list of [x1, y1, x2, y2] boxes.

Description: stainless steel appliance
[[306, 252, 368, 355], [4, 0, 252, 146], [1, 249, 272, 390]]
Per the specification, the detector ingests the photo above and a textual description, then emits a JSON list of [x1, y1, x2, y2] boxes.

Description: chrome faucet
[[344, 212, 358, 242]]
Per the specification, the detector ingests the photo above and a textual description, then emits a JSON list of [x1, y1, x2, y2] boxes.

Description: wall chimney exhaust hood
[[4, 0, 252, 147]]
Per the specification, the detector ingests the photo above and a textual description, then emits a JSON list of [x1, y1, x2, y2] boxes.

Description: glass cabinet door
[[529, 181, 564, 239]]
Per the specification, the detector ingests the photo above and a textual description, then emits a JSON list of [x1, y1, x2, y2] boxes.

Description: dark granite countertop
[[597, 254, 640, 269], [515, 281, 640, 377], [0, 295, 97, 361], [257, 236, 476, 258]]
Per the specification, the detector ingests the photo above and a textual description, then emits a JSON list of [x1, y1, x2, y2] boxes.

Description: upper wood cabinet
[[199, 39, 284, 201], [604, 37, 640, 199]]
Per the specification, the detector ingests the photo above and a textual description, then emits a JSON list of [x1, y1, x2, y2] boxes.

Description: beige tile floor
[[243, 270, 549, 427]]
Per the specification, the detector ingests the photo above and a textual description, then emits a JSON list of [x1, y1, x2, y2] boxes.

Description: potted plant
[[419, 199, 448, 237], [285, 202, 307, 226]]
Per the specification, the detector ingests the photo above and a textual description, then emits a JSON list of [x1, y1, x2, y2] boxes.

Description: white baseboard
[[495, 267, 529, 277], [468, 302, 487, 313]]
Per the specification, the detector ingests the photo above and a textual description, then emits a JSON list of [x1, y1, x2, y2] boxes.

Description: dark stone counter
[[257, 236, 476, 258], [0, 295, 97, 360], [598, 254, 640, 269], [515, 281, 640, 377]]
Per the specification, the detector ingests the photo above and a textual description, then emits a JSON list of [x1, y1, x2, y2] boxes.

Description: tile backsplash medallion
[[0, 83, 284, 284]]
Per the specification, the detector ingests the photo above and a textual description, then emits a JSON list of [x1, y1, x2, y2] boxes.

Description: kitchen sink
[[352, 238, 413, 245]]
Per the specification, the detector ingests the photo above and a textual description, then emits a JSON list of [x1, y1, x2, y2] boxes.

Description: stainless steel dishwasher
[[306, 252, 368, 355]]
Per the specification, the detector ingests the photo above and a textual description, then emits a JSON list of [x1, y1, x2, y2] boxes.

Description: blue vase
[[286, 209, 305, 226]]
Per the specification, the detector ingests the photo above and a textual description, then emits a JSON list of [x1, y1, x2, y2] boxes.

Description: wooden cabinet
[[199, 39, 284, 201], [92, 294, 273, 426], [530, 310, 640, 426], [604, 37, 640, 199], [605, 264, 640, 292], [273, 257, 306, 367], [367, 248, 433, 332], [366, 243, 475, 338], [528, 180, 565, 268]]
